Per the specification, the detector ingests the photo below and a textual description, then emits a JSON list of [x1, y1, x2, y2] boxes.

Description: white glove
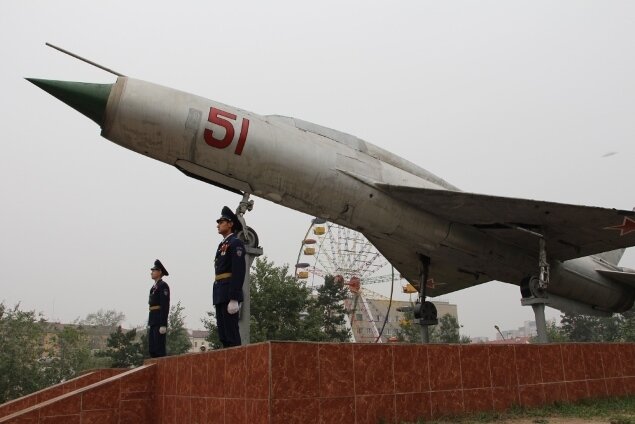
[[227, 300, 240, 315], [159, 326, 167, 334]]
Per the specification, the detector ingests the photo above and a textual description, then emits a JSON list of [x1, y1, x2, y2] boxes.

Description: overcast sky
[[1, 1, 634, 340]]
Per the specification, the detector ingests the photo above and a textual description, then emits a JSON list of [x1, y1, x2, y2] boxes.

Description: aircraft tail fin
[[595, 249, 626, 266]]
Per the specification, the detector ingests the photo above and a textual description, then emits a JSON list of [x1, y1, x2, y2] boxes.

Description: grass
[[403, 395, 635, 423]]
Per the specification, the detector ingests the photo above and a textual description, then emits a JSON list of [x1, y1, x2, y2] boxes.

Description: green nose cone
[[26, 78, 113, 127]]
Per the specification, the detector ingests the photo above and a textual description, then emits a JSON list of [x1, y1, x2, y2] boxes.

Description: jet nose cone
[[26, 78, 113, 127]]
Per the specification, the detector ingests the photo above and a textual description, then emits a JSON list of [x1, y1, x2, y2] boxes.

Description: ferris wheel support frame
[[297, 219, 395, 342], [359, 293, 382, 342]]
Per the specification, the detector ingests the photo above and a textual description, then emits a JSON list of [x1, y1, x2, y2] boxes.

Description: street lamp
[[494, 325, 506, 341]]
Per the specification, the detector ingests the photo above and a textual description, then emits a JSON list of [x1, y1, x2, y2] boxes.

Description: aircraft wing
[[365, 233, 493, 297], [379, 184, 635, 262]]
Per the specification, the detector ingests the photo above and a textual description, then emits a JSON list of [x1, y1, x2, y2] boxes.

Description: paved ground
[[503, 419, 620, 423], [432, 416, 634, 423]]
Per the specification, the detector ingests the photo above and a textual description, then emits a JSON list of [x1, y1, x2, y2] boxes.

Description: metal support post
[[421, 320, 429, 344], [413, 255, 437, 343], [516, 226, 550, 343], [238, 245, 263, 345], [532, 302, 548, 344], [420, 258, 429, 343], [520, 296, 550, 343], [234, 193, 262, 345]]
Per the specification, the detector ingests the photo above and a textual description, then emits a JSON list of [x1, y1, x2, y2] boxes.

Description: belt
[[149, 306, 160, 311], [215, 272, 232, 281]]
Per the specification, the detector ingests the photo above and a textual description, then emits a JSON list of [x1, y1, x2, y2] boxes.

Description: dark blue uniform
[[148, 279, 170, 357], [213, 233, 246, 347]]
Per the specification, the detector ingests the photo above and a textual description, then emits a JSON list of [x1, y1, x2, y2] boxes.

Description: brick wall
[[0, 369, 125, 419], [148, 341, 635, 424], [0, 365, 154, 423], [2, 342, 634, 424]]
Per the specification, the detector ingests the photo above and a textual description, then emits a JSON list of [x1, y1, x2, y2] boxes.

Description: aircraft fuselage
[[30, 76, 635, 314]]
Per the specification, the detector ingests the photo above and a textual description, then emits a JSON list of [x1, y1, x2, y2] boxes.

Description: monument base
[[2, 341, 634, 423]]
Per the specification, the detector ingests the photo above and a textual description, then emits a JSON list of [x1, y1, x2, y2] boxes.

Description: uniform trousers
[[215, 302, 241, 347], [148, 326, 167, 357]]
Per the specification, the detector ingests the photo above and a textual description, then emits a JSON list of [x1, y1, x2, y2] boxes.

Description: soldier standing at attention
[[148, 259, 170, 357], [214, 206, 246, 347]]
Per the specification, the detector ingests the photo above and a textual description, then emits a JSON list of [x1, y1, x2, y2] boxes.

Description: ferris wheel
[[294, 218, 399, 342]]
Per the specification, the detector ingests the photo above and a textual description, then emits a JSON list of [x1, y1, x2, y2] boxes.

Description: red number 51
[[203, 107, 250, 155]]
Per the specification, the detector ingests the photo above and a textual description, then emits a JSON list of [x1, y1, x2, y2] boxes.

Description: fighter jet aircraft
[[27, 68, 635, 326]]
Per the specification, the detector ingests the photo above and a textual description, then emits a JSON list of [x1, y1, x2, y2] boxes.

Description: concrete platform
[[1, 341, 634, 423]]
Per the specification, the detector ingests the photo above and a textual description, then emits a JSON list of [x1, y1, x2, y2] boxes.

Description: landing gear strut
[[234, 193, 263, 345], [413, 254, 438, 343], [236, 193, 259, 248], [517, 228, 550, 343]]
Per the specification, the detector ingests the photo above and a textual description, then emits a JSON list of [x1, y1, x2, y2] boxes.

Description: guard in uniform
[[214, 206, 246, 347], [148, 259, 170, 357]]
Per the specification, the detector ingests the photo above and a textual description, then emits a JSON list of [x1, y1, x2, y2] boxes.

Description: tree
[[45, 325, 94, 382], [396, 309, 422, 343], [166, 302, 191, 355], [249, 257, 315, 342], [560, 312, 625, 342], [398, 312, 469, 344], [0, 303, 48, 403], [620, 311, 635, 342], [139, 328, 150, 359], [560, 313, 599, 341], [205, 260, 354, 344], [201, 311, 222, 350], [78, 309, 125, 328], [430, 314, 461, 343], [303, 275, 351, 342], [597, 314, 624, 342], [460, 334, 472, 344], [530, 319, 568, 343], [98, 326, 143, 368]]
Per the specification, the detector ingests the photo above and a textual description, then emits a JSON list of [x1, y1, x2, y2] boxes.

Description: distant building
[[488, 336, 531, 344], [187, 330, 211, 352], [348, 292, 458, 343], [44, 323, 216, 355], [43, 323, 119, 353], [495, 320, 537, 341]]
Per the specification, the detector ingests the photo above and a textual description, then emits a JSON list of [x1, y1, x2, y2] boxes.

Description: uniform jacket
[[148, 279, 170, 327], [213, 233, 246, 305]]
